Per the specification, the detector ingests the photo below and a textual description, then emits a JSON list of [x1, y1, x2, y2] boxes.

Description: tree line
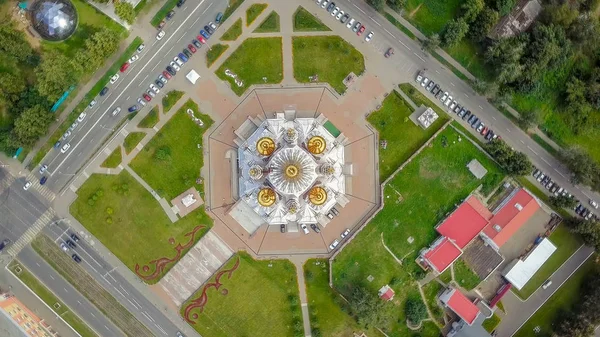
[[0, 21, 121, 155]]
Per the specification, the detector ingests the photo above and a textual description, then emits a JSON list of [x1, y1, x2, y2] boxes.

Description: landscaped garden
[[206, 44, 229, 67], [129, 99, 212, 200], [367, 90, 449, 181], [123, 132, 146, 154], [292, 36, 364, 94], [453, 259, 481, 291], [216, 37, 283, 95], [70, 170, 212, 283], [137, 106, 159, 129], [253, 11, 280, 33], [220, 18, 243, 41], [100, 147, 122, 168], [246, 3, 267, 26], [161, 90, 184, 113], [421, 280, 445, 325], [181, 252, 301, 337], [293, 6, 330, 32]]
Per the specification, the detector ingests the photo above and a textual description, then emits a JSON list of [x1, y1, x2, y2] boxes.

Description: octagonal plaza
[[200, 83, 383, 255]]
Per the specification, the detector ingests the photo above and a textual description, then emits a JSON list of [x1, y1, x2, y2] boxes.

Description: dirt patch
[[9, 7, 41, 49], [409, 3, 423, 18]]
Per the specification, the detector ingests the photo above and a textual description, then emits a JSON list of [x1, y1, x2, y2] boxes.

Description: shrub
[[106, 217, 113, 224], [106, 207, 114, 215], [405, 298, 427, 324]]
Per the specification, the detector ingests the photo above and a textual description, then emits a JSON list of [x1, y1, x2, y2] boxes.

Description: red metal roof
[[446, 289, 480, 325], [380, 288, 395, 301], [436, 196, 491, 249], [482, 189, 540, 248], [423, 237, 462, 273]]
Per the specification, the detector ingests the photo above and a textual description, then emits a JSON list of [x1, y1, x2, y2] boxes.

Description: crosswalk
[[23, 172, 56, 202], [6, 209, 56, 256]]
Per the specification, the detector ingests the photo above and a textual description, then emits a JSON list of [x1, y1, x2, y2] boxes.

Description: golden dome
[[284, 164, 300, 179], [256, 137, 276, 156], [307, 136, 326, 155], [308, 186, 327, 206], [257, 188, 276, 207]]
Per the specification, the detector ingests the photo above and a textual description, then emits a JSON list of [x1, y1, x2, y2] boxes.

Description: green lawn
[[206, 43, 229, 67], [216, 37, 283, 95], [293, 6, 331, 32], [8, 261, 98, 337], [246, 3, 267, 26], [222, 0, 245, 23], [162, 90, 184, 113], [70, 170, 212, 283], [100, 147, 122, 168], [31, 37, 144, 167], [445, 40, 493, 81], [421, 281, 444, 325], [367, 90, 449, 181], [254, 11, 280, 33], [292, 36, 364, 94], [150, 0, 178, 26], [130, 100, 212, 200], [123, 132, 146, 154], [513, 225, 582, 299], [221, 18, 242, 41], [514, 257, 597, 337], [482, 313, 501, 333], [453, 259, 481, 290], [403, 0, 463, 36], [181, 252, 301, 337], [137, 106, 159, 128]]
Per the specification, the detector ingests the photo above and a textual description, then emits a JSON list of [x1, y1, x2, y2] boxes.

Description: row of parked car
[[316, 0, 374, 41], [329, 228, 351, 250], [415, 71, 498, 141], [58, 232, 83, 263]]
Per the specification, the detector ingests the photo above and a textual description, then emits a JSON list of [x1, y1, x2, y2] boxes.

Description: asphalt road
[[16, 246, 123, 337], [42, 219, 182, 337], [316, 0, 599, 217], [37, 0, 227, 193]]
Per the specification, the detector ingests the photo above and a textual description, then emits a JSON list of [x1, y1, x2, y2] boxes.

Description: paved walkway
[[290, 256, 312, 337]]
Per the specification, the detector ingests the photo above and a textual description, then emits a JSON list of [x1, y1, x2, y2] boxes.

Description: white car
[[111, 107, 121, 116], [60, 143, 71, 154], [137, 97, 147, 106], [109, 74, 119, 84], [329, 239, 339, 250], [39, 164, 48, 174], [23, 181, 32, 191], [365, 31, 374, 42], [77, 112, 86, 122], [331, 7, 339, 16], [147, 90, 156, 98], [346, 18, 355, 29], [170, 61, 181, 72], [449, 101, 457, 110], [336, 10, 344, 20], [61, 130, 71, 140], [209, 22, 217, 31], [88, 100, 97, 109], [136, 44, 145, 53], [316, 0, 322, 3], [174, 57, 184, 67], [321, 0, 328, 8], [340, 228, 350, 239], [156, 30, 166, 40], [416, 74, 423, 83], [444, 96, 453, 106], [590, 199, 599, 209], [129, 54, 139, 63], [440, 92, 448, 102], [421, 77, 429, 87], [149, 83, 160, 94], [60, 242, 69, 252], [301, 224, 309, 234], [158, 75, 168, 84]]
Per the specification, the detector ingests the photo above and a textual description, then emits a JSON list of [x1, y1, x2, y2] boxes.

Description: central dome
[[268, 147, 318, 196]]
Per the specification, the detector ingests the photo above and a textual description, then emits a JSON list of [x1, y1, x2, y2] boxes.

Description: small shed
[[378, 285, 395, 301], [186, 70, 201, 84], [467, 159, 487, 180]]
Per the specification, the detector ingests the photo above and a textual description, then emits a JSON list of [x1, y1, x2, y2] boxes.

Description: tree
[[469, 7, 499, 42], [542, 4, 578, 30], [485, 139, 533, 176], [560, 147, 600, 187], [114, 1, 136, 24], [569, 218, 600, 251], [521, 24, 571, 84], [35, 52, 79, 101], [485, 35, 526, 84], [549, 194, 577, 209], [386, 0, 406, 13], [565, 76, 587, 106], [0, 23, 34, 63], [78, 28, 121, 73], [442, 19, 469, 48], [569, 16, 600, 51], [421, 34, 440, 53], [367, 0, 385, 11], [348, 286, 392, 329], [12, 105, 53, 146], [517, 108, 539, 129], [0, 71, 26, 103], [461, 0, 484, 23], [495, 0, 516, 16], [405, 298, 427, 324]]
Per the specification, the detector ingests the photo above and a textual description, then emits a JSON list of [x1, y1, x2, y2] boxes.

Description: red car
[[357, 26, 366, 36], [120, 62, 130, 72], [480, 126, 489, 135], [188, 44, 197, 53], [162, 70, 172, 79], [196, 35, 206, 44], [143, 93, 152, 102]]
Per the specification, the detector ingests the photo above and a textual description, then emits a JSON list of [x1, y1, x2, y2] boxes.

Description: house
[[378, 285, 395, 301], [489, 0, 542, 39], [421, 237, 462, 273], [502, 237, 556, 290], [439, 288, 480, 326]]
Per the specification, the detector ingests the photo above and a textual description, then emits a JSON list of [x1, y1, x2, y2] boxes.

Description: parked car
[[542, 280, 553, 290], [128, 105, 139, 113], [341, 13, 350, 23], [471, 118, 480, 128], [209, 22, 217, 31], [77, 112, 86, 122], [353, 22, 361, 33], [310, 224, 321, 233], [157, 20, 166, 29], [60, 143, 71, 154], [192, 40, 202, 49], [200, 29, 210, 39], [329, 239, 339, 250], [155, 80, 164, 89], [421, 77, 429, 87], [156, 30, 166, 40], [170, 62, 181, 72], [72, 254, 81, 263], [336, 10, 344, 20], [23, 181, 32, 191], [431, 84, 440, 94], [137, 97, 147, 106], [346, 18, 355, 29], [188, 44, 197, 53], [301, 224, 309, 234], [40, 176, 47, 185], [340, 228, 350, 239], [426, 81, 435, 91], [176, 0, 185, 7], [149, 83, 160, 93], [174, 57, 184, 67], [166, 10, 175, 20], [590, 199, 599, 209], [66, 239, 76, 249], [357, 25, 366, 35], [183, 49, 192, 59], [175, 55, 185, 65], [100, 87, 109, 96], [166, 66, 176, 76], [463, 110, 472, 120], [109, 74, 119, 84], [365, 31, 374, 42], [280, 224, 286, 233], [449, 101, 457, 110], [120, 62, 130, 72], [39, 164, 48, 174], [216, 12, 223, 23], [440, 92, 448, 102], [143, 93, 152, 102], [485, 130, 494, 141], [158, 75, 168, 84], [205, 24, 215, 34], [480, 126, 489, 135], [476, 123, 485, 133], [136, 44, 145, 53], [537, 173, 545, 182], [147, 90, 156, 98], [112, 107, 122, 116], [384, 48, 394, 58], [88, 100, 97, 109], [444, 96, 453, 106], [60, 242, 69, 252], [129, 54, 139, 63], [71, 233, 79, 242], [196, 35, 206, 44]]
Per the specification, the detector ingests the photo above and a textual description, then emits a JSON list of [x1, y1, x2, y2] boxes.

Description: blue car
[[200, 29, 210, 39], [178, 52, 188, 62], [40, 176, 47, 185]]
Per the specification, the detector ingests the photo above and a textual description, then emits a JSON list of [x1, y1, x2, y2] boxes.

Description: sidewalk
[[291, 256, 312, 337]]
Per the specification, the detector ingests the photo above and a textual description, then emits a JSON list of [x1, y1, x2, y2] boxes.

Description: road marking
[[155, 323, 167, 335], [370, 17, 382, 26], [413, 52, 426, 62], [520, 140, 525, 144], [450, 82, 455, 86], [143, 311, 155, 322], [527, 146, 538, 155], [50, 0, 208, 175], [582, 191, 591, 198], [506, 128, 511, 133], [479, 105, 483, 109], [353, 3, 366, 14], [125, 96, 130, 101], [36, 262, 40, 267], [202, 2, 212, 14], [383, 28, 395, 38], [90, 312, 96, 318], [141, 75, 148, 83], [464, 93, 468, 98], [541, 157, 551, 165], [49, 275, 54, 280], [105, 325, 110, 331], [398, 40, 410, 50], [167, 45, 174, 54], [435, 70, 440, 74], [554, 169, 566, 178], [492, 116, 496, 120], [64, 288, 68, 293], [192, 17, 201, 25], [176, 34, 184, 43], [151, 63, 160, 72], [77, 300, 82, 305], [183, 5, 187, 11]]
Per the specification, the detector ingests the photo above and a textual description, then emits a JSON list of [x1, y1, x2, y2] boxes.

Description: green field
[[254, 11, 280, 33], [130, 100, 212, 200], [421, 280, 444, 325], [221, 18, 243, 41], [70, 171, 212, 283], [216, 37, 283, 95], [246, 3, 267, 26], [367, 90, 449, 181], [161, 90, 184, 113], [206, 43, 230, 67], [222, 0, 245, 23], [181, 253, 301, 337], [445, 40, 493, 81], [514, 258, 596, 337], [137, 106, 159, 128], [292, 36, 364, 94], [123, 132, 146, 154], [482, 312, 501, 333], [403, 0, 463, 36], [293, 6, 331, 32], [453, 259, 481, 290], [100, 147, 122, 168]]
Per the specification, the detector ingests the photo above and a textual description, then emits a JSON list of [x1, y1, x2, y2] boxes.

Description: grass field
[[161, 90, 184, 113], [31, 37, 143, 167], [206, 43, 229, 67], [216, 37, 283, 95], [181, 252, 301, 337], [123, 132, 146, 154], [292, 36, 364, 94], [513, 225, 582, 299], [246, 3, 267, 26], [32, 235, 153, 337], [403, 0, 463, 36], [453, 259, 481, 290], [254, 11, 280, 33], [100, 147, 122, 168], [293, 6, 331, 32], [69, 170, 212, 283], [445, 40, 493, 81], [8, 261, 98, 337], [137, 106, 159, 128], [130, 99, 212, 200], [221, 18, 243, 41], [222, 0, 245, 23], [514, 257, 597, 337], [367, 90, 449, 181]]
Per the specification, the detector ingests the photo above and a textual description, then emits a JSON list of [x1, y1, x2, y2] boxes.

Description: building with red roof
[[439, 288, 480, 325], [421, 237, 462, 273], [436, 196, 492, 249], [378, 285, 395, 301]]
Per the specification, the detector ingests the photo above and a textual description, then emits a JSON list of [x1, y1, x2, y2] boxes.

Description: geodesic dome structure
[[30, 0, 78, 41]]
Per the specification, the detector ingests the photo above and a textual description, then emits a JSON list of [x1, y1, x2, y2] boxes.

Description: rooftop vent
[[493, 224, 502, 232], [515, 203, 523, 211]]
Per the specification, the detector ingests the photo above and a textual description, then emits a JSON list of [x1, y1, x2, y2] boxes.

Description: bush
[[312, 328, 322, 337], [88, 199, 95, 206], [154, 145, 171, 161], [106, 207, 114, 215], [106, 217, 113, 224], [405, 298, 427, 324]]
